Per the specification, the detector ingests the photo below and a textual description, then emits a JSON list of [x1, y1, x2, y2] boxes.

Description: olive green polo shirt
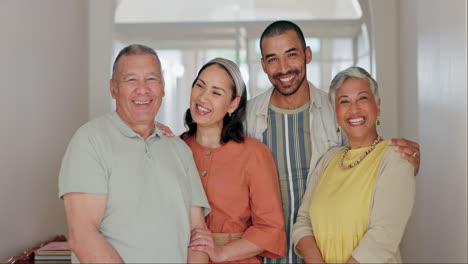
[[59, 112, 209, 263]]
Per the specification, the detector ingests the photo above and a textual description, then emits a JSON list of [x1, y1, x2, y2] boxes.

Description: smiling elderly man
[[59, 44, 209, 263]]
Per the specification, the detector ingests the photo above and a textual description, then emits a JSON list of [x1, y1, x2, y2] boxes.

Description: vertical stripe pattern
[[263, 104, 311, 264]]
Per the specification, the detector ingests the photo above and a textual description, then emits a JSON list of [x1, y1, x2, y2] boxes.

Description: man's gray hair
[[111, 44, 161, 80], [329, 66, 380, 107]]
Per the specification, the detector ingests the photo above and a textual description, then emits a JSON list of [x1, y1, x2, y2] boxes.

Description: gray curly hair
[[329, 66, 380, 107]]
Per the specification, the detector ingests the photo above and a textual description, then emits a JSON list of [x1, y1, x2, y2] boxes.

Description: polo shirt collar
[[110, 112, 161, 139]]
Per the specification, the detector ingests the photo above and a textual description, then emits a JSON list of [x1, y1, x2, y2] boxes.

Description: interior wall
[[369, 0, 467, 262], [396, 0, 467, 262], [88, 0, 115, 120], [0, 0, 89, 260], [367, 0, 399, 139]]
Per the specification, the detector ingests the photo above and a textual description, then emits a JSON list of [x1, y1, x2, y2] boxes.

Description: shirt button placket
[[144, 141, 151, 159], [202, 149, 212, 177]]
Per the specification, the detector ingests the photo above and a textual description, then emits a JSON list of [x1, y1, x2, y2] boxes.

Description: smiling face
[[335, 78, 381, 144], [110, 54, 164, 131], [190, 64, 240, 130], [260, 30, 312, 96]]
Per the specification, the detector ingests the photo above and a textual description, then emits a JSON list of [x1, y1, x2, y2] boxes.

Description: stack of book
[[34, 241, 71, 264]]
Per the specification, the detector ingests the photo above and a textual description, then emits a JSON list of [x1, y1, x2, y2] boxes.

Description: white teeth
[[279, 76, 293, 82], [349, 117, 365, 125], [197, 105, 210, 113], [134, 100, 150, 105]]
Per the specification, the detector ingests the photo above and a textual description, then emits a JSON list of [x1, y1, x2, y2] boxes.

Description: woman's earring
[[336, 126, 340, 133], [377, 119, 381, 126], [228, 112, 232, 117]]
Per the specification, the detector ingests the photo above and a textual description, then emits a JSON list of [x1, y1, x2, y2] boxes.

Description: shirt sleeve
[[292, 147, 339, 258], [178, 139, 210, 215], [58, 127, 108, 199], [241, 142, 286, 259], [352, 148, 415, 263]]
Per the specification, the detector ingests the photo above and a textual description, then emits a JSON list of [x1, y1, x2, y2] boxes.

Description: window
[[112, 0, 369, 134]]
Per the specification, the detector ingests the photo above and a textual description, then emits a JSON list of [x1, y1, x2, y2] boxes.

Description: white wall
[[369, 0, 467, 262], [366, 0, 399, 139], [396, 0, 467, 262], [88, 0, 114, 120], [0, 0, 89, 260]]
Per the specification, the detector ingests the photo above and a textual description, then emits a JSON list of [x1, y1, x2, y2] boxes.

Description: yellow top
[[309, 140, 388, 263]]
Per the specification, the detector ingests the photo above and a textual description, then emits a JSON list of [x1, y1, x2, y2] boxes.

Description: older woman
[[292, 66, 415, 263], [183, 58, 286, 263]]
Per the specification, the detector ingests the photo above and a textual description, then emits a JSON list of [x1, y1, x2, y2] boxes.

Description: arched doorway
[[112, 0, 371, 134]]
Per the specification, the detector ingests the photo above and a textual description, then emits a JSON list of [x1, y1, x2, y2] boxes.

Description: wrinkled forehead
[[116, 54, 162, 75]]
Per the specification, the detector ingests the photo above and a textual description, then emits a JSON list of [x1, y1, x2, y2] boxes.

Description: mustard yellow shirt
[[309, 141, 388, 263], [292, 144, 415, 263]]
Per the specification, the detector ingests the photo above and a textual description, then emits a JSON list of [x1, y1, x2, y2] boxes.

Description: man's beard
[[273, 69, 306, 96]]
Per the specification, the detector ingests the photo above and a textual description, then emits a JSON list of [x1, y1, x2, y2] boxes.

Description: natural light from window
[[115, 0, 362, 23], [112, 0, 368, 134]]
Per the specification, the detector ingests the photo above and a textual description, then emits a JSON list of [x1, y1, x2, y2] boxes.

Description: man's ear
[[261, 57, 267, 74], [110, 79, 117, 99], [305, 46, 312, 64]]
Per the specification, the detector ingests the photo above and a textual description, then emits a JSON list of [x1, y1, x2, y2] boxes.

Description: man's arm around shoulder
[[64, 193, 123, 263]]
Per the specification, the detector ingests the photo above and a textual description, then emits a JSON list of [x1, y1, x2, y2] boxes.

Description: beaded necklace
[[339, 136, 382, 169]]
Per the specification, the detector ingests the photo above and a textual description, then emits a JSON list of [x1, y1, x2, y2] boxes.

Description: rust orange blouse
[[184, 135, 286, 263]]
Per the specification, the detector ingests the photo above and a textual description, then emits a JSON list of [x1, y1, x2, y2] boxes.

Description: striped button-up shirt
[[246, 82, 344, 263]]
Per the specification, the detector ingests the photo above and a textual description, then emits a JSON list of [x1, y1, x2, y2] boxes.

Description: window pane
[[332, 38, 353, 60], [307, 62, 321, 91], [116, 0, 362, 23], [306, 38, 321, 60], [205, 49, 237, 62]]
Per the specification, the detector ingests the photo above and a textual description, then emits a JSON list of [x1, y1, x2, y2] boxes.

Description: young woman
[[182, 58, 286, 263]]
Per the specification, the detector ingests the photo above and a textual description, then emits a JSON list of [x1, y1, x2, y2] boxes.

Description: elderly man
[[245, 20, 420, 264], [59, 44, 209, 263]]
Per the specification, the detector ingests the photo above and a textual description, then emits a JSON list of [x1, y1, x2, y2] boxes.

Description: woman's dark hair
[[181, 60, 247, 144]]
